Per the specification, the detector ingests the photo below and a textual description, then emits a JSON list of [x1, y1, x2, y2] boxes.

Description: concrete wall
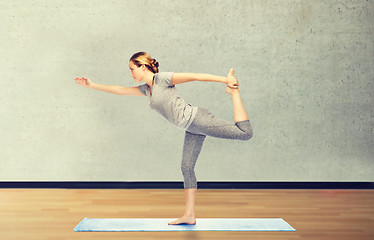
[[1, 0, 373, 181]]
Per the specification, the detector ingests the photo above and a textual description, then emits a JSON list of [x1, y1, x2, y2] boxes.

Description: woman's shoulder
[[155, 72, 175, 87], [137, 83, 150, 96]]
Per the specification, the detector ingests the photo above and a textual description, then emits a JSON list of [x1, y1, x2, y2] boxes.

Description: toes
[[168, 221, 196, 225], [168, 219, 196, 225], [168, 221, 180, 225]]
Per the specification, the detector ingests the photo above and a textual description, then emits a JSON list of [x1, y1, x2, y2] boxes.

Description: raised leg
[[225, 69, 249, 123]]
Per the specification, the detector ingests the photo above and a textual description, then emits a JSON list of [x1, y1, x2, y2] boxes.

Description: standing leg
[[168, 131, 206, 225], [169, 70, 253, 225]]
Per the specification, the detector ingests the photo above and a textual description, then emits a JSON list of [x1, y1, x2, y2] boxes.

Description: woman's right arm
[[75, 77, 144, 96]]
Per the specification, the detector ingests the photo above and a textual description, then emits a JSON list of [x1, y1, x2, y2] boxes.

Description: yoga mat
[[74, 218, 295, 232]]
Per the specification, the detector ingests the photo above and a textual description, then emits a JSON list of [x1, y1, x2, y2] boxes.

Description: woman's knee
[[236, 120, 253, 141], [244, 126, 253, 140], [240, 130, 253, 141], [244, 130, 253, 140]]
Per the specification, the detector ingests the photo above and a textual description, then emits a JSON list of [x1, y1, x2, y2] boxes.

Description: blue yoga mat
[[74, 218, 295, 232]]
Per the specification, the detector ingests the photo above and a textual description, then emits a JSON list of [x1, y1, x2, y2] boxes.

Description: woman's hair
[[129, 52, 159, 73]]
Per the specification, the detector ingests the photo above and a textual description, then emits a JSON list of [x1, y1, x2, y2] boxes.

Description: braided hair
[[130, 52, 159, 73]]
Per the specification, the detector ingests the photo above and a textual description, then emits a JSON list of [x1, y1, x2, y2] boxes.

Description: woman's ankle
[[183, 211, 195, 217]]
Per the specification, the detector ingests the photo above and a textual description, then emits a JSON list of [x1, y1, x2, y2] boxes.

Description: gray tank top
[[137, 72, 198, 130]]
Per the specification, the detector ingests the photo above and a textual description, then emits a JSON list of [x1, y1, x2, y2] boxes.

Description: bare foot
[[168, 216, 196, 225]]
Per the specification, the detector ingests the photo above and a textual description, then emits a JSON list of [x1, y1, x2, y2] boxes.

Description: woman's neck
[[143, 71, 156, 87]]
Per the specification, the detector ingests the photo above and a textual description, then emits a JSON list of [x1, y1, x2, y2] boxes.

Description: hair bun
[[152, 59, 159, 68], [129, 52, 159, 73]]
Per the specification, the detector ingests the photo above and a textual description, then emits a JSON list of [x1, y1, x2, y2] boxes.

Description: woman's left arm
[[172, 69, 238, 88]]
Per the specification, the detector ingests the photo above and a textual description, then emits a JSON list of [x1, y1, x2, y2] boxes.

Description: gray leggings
[[182, 107, 253, 189]]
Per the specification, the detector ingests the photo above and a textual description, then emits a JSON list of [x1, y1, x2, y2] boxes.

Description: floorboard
[[0, 189, 373, 240]]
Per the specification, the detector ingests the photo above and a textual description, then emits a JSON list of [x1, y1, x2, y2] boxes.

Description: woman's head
[[129, 52, 159, 74]]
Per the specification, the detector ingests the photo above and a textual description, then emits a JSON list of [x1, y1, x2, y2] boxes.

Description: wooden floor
[[0, 189, 373, 240]]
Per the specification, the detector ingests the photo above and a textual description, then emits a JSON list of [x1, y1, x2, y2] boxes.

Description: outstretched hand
[[226, 69, 239, 89], [75, 77, 92, 88]]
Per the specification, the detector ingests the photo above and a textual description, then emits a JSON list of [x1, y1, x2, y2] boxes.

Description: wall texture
[[1, 0, 373, 181]]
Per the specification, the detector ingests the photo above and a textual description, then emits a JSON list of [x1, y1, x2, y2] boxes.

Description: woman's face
[[129, 61, 144, 82]]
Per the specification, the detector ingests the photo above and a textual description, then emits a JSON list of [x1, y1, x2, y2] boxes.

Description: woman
[[74, 51, 253, 225]]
